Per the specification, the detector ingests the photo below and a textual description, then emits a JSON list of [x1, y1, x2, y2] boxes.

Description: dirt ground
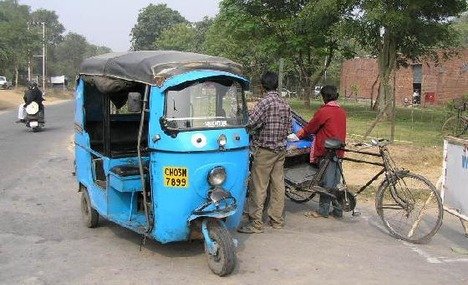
[[0, 88, 73, 111]]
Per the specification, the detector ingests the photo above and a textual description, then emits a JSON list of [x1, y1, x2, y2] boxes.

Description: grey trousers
[[318, 157, 343, 217]]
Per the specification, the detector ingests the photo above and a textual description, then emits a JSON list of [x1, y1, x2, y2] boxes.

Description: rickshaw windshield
[[164, 78, 247, 130]]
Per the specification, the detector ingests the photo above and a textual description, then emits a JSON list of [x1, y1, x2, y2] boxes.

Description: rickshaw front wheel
[[204, 218, 236, 276], [81, 186, 99, 228]]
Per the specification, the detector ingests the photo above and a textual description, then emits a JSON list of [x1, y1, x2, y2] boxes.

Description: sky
[[20, 0, 221, 52]]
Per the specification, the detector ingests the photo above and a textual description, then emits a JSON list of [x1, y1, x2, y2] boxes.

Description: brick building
[[340, 48, 468, 106]]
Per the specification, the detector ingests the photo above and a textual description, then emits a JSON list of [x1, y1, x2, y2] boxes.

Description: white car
[[281, 88, 296, 98], [314, 85, 322, 96], [0, 76, 12, 89]]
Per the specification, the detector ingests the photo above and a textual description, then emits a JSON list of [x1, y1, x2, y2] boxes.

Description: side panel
[[75, 78, 108, 215], [74, 79, 84, 127]]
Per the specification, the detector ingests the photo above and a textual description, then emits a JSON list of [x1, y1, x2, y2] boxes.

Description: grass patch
[[288, 98, 449, 147]]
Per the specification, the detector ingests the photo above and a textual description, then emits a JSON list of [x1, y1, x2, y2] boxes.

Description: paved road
[[0, 102, 467, 284]]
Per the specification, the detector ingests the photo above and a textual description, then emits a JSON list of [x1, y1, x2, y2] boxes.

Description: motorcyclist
[[17, 81, 45, 123], [24, 81, 44, 109]]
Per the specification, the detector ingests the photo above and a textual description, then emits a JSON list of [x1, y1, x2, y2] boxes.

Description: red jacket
[[297, 101, 346, 163]]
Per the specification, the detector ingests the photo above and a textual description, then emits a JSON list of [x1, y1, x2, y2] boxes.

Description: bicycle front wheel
[[375, 172, 443, 244], [441, 116, 459, 137]]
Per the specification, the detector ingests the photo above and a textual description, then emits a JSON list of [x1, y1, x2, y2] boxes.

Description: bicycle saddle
[[325, 138, 345, 150]]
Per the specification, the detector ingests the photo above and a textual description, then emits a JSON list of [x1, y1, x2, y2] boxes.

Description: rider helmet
[[28, 81, 38, 90]]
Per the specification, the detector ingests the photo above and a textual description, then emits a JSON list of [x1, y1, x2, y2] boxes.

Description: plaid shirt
[[248, 91, 292, 152]]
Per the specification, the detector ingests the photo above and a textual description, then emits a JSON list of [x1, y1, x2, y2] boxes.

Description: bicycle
[[441, 101, 467, 137], [284, 138, 444, 244]]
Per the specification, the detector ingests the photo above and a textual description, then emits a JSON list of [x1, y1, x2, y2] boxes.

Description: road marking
[[439, 258, 468, 263], [402, 242, 442, 264], [359, 210, 468, 264]]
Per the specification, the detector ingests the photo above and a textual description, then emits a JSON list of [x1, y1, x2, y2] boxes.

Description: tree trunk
[[302, 76, 311, 108], [364, 28, 397, 138], [377, 29, 396, 117], [15, 65, 19, 87], [390, 72, 397, 142], [297, 45, 335, 109], [370, 75, 379, 110]]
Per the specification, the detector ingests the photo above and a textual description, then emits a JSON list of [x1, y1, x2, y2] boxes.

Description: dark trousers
[[318, 157, 343, 217]]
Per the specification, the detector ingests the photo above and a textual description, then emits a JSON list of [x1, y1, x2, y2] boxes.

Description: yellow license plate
[[163, 167, 188, 188]]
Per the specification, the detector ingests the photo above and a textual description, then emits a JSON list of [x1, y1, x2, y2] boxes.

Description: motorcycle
[[24, 102, 45, 132]]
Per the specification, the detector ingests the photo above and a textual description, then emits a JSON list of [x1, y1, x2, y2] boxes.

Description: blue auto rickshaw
[[74, 51, 250, 276]]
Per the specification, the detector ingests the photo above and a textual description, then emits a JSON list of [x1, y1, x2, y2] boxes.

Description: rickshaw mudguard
[[188, 196, 238, 221]]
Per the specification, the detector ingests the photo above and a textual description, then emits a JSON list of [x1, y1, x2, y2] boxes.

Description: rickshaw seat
[[110, 165, 147, 177], [325, 139, 345, 150]]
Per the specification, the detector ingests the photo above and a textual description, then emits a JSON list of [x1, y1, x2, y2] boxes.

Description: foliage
[[0, 0, 112, 87], [206, 0, 357, 104], [130, 4, 188, 50], [29, 9, 66, 79], [203, 0, 276, 87], [30, 9, 64, 47], [155, 23, 198, 52], [348, 0, 467, 109], [0, 0, 37, 78], [453, 12, 468, 46], [53, 33, 111, 82], [341, 0, 467, 141]]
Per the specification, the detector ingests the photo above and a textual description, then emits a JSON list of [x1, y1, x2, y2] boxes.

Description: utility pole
[[42, 22, 46, 93]]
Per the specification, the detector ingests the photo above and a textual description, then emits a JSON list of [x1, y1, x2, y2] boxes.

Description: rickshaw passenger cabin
[[75, 51, 251, 276]]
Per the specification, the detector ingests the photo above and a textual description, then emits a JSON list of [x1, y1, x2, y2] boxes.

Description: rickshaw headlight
[[217, 134, 227, 148], [208, 166, 226, 186]]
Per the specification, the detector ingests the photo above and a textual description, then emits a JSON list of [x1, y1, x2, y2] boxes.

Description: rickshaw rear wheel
[[204, 218, 236, 276], [81, 186, 99, 228], [285, 185, 316, 203]]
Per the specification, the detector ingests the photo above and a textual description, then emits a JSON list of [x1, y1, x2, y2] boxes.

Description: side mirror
[[127, 92, 142, 113], [159, 116, 179, 138]]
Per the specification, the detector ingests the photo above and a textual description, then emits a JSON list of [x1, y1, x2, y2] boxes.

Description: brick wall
[[340, 48, 468, 106]]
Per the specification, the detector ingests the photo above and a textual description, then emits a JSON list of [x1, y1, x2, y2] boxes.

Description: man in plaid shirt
[[238, 71, 292, 234]]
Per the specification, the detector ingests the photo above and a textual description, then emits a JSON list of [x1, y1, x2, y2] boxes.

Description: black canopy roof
[[79, 51, 244, 86]]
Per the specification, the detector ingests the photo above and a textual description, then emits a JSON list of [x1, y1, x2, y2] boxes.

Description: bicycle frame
[[341, 148, 385, 195]]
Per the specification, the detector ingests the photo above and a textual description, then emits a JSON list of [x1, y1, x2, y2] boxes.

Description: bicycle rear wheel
[[375, 172, 443, 244]]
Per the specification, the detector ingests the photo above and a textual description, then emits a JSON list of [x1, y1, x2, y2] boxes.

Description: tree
[[453, 11, 468, 46], [0, 0, 38, 85], [348, 0, 467, 139], [53, 33, 111, 81], [29, 9, 65, 80], [30, 9, 64, 47], [155, 23, 197, 51], [130, 4, 188, 50], [203, 0, 277, 91], [194, 17, 214, 52], [212, 0, 356, 106]]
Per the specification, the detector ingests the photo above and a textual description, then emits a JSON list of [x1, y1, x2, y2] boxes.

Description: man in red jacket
[[296, 85, 346, 218]]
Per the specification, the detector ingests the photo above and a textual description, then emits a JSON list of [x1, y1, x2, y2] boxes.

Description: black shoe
[[332, 211, 343, 219]]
